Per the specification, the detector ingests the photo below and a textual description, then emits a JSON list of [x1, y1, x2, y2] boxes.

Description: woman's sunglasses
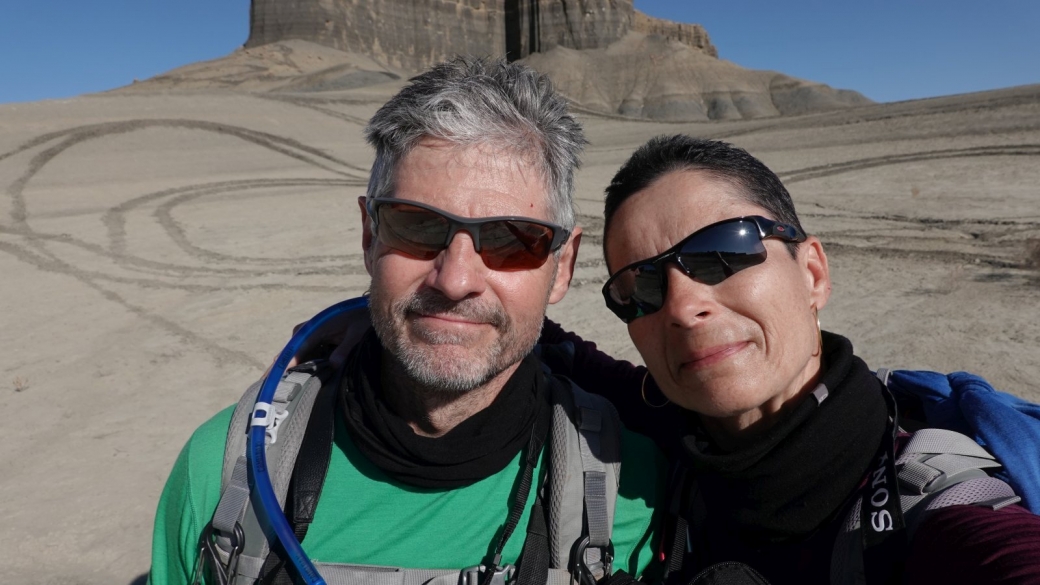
[[602, 216, 806, 322], [363, 196, 571, 271]]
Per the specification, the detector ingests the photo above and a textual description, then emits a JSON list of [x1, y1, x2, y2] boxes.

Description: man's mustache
[[400, 289, 508, 329]]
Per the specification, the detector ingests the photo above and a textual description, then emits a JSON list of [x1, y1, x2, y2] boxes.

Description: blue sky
[[1, 1, 1037, 105]]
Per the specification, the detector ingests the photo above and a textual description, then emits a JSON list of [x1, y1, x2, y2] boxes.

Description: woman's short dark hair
[[603, 135, 805, 258]]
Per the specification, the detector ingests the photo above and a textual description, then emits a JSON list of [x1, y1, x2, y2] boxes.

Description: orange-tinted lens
[[376, 202, 450, 259], [375, 202, 557, 269], [478, 220, 555, 270]]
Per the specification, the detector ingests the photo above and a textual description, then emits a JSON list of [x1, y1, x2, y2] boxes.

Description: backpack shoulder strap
[[830, 428, 1021, 585], [257, 366, 342, 584], [204, 361, 329, 584], [546, 375, 622, 580], [286, 364, 340, 540]]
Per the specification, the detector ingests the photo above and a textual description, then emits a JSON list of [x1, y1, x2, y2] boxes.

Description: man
[[149, 57, 663, 585]]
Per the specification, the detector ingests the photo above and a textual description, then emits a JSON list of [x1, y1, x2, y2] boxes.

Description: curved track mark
[[779, 144, 1040, 184], [2, 118, 377, 365], [154, 179, 365, 265], [259, 94, 372, 125], [0, 240, 265, 370], [6, 117, 369, 224]]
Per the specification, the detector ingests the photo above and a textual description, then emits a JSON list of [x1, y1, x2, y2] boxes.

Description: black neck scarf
[[682, 332, 889, 544], [340, 330, 552, 489]]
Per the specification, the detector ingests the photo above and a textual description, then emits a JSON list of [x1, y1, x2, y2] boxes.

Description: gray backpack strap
[[830, 428, 1020, 585], [547, 377, 622, 581], [205, 367, 622, 585], [308, 563, 456, 585], [873, 368, 893, 387], [223, 379, 263, 488], [206, 368, 325, 583], [895, 428, 1002, 507]]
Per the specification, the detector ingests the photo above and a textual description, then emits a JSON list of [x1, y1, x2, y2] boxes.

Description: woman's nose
[[660, 264, 716, 327]]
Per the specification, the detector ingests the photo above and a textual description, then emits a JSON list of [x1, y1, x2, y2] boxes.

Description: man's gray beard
[[370, 287, 543, 393]]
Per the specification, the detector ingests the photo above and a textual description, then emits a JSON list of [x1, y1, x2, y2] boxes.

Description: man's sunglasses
[[602, 216, 806, 322], [363, 196, 571, 271]]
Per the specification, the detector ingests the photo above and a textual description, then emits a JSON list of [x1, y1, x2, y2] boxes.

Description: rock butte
[[123, 0, 871, 121]]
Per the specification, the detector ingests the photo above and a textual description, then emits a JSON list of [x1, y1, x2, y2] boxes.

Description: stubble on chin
[[370, 287, 539, 393]]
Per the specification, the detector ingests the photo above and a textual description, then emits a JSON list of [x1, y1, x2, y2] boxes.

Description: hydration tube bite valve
[[247, 296, 369, 585]]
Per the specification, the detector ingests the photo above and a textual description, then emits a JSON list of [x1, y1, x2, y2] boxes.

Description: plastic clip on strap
[[461, 564, 516, 585], [251, 402, 288, 444], [193, 522, 244, 585], [247, 296, 369, 585], [569, 535, 615, 585]]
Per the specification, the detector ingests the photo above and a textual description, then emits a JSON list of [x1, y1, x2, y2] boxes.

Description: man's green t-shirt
[[149, 402, 665, 584]]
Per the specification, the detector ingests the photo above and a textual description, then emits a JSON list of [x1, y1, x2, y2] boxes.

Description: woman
[[541, 136, 1040, 584]]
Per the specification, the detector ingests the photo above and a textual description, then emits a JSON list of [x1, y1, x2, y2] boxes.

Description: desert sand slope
[[0, 80, 1038, 583], [114, 39, 406, 95]]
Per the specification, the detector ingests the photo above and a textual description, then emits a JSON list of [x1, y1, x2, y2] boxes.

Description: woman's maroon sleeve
[[540, 318, 683, 443], [904, 503, 1040, 583]]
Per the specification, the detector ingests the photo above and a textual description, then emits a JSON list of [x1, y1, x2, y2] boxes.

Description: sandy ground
[[1, 80, 1038, 584]]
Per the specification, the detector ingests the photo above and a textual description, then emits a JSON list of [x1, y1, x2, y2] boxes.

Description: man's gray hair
[[364, 56, 586, 230]]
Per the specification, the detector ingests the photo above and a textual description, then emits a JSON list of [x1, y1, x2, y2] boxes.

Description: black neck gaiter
[[340, 330, 551, 489], [682, 332, 889, 544]]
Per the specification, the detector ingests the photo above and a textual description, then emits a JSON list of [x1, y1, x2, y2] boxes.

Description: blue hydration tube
[[247, 296, 369, 585]]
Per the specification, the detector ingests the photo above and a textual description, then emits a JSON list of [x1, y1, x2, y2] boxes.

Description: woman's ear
[[801, 236, 832, 311]]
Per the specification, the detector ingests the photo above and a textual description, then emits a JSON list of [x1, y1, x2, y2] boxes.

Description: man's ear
[[358, 196, 375, 275], [801, 236, 832, 311], [548, 227, 582, 304]]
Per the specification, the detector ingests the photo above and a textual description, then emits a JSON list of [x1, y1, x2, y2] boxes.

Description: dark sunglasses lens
[[677, 219, 766, 285], [376, 202, 449, 259], [605, 263, 664, 321], [376, 202, 558, 269], [478, 220, 556, 270], [604, 219, 770, 321]]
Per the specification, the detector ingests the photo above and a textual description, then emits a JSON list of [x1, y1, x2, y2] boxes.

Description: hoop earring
[[641, 371, 670, 408], [812, 305, 822, 357]]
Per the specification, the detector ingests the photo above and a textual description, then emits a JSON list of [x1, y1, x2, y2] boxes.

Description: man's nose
[[426, 231, 488, 301], [660, 264, 716, 327]]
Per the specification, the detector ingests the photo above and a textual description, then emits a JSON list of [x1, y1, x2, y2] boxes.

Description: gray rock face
[[248, 0, 504, 73], [246, 0, 715, 71], [533, 0, 631, 52], [632, 10, 716, 57]]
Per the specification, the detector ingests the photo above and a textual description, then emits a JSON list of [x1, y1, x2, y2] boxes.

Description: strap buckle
[[193, 522, 244, 585], [460, 563, 515, 585], [569, 535, 614, 585]]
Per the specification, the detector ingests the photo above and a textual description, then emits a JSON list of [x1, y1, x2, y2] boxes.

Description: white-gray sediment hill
[[525, 32, 872, 121], [123, 0, 871, 120]]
